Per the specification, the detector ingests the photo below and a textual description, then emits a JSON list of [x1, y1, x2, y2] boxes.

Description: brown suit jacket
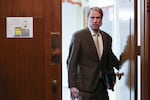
[[67, 28, 119, 92]]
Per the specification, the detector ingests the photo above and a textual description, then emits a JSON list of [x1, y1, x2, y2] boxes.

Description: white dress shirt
[[88, 27, 103, 60]]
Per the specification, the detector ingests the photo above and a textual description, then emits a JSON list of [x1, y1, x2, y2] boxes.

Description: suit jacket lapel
[[100, 30, 109, 59], [84, 28, 109, 60], [84, 28, 100, 59]]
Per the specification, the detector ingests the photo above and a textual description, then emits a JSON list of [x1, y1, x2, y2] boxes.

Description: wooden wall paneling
[[44, 0, 62, 99], [141, 0, 150, 100], [147, 0, 150, 100], [0, 0, 62, 100]]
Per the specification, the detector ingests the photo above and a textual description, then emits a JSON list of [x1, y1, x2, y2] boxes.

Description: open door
[[113, 0, 137, 100]]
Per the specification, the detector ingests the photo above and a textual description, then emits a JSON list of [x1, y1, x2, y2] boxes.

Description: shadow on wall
[[120, 34, 135, 90]]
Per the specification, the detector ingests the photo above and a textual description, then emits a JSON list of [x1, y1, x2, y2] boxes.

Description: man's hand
[[107, 81, 116, 91], [70, 87, 79, 99]]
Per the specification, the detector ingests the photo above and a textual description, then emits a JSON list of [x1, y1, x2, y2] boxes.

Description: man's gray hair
[[87, 7, 103, 19]]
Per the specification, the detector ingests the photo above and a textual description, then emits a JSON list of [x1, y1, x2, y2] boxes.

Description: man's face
[[88, 10, 102, 32]]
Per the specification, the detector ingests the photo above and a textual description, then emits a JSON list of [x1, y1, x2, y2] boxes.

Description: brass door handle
[[52, 79, 57, 92]]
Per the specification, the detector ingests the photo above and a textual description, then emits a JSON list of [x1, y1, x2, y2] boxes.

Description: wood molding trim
[[141, 0, 150, 100]]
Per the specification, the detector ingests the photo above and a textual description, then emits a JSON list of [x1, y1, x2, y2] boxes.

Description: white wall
[[62, 2, 83, 100]]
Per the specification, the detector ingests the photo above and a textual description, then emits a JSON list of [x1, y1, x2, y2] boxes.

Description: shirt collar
[[88, 25, 100, 36]]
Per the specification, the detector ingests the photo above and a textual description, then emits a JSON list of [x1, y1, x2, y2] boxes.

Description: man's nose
[[93, 18, 97, 22]]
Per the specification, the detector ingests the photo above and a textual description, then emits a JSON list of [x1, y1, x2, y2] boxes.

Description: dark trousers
[[78, 79, 109, 100]]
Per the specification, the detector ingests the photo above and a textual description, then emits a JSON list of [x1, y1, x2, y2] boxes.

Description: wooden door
[[141, 0, 150, 100], [0, 0, 61, 100]]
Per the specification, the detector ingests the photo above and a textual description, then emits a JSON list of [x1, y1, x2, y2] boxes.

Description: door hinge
[[137, 46, 141, 55]]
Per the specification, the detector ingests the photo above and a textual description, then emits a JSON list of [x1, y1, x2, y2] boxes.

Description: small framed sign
[[6, 17, 33, 38]]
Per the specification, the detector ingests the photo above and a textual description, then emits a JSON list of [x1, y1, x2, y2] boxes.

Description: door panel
[[115, 0, 136, 100], [0, 0, 61, 100], [0, 17, 45, 100], [141, 0, 150, 100]]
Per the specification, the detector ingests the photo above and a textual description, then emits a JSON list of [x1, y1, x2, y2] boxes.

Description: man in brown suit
[[67, 7, 120, 100]]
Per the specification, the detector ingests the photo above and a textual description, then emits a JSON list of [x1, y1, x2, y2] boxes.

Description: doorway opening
[[62, 0, 140, 100]]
